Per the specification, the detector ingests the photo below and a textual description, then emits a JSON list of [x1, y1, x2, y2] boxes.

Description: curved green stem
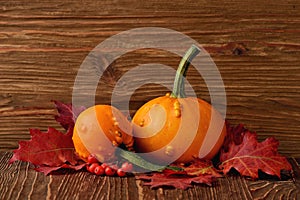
[[171, 45, 201, 98]]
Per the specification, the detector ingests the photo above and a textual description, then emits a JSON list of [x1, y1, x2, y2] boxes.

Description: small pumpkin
[[72, 105, 134, 162], [132, 45, 227, 164]]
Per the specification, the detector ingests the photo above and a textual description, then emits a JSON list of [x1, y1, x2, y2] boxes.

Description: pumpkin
[[72, 105, 134, 162], [132, 45, 227, 164]]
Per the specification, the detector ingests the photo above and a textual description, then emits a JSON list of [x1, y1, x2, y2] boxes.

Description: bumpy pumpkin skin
[[132, 93, 226, 164], [73, 105, 134, 162]]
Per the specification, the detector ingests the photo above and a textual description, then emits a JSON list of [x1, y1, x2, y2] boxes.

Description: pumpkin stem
[[171, 45, 201, 98]]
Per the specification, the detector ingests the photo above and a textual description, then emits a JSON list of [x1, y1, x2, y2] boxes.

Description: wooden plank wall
[[0, 0, 299, 157]]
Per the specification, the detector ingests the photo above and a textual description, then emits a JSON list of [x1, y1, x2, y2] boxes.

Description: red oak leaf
[[53, 100, 85, 130], [161, 167, 187, 176], [219, 130, 292, 179], [222, 122, 247, 152], [9, 101, 87, 175], [34, 163, 86, 175], [137, 173, 215, 190], [9, 127, 82, 174], [137, 159, 220, 189], [182, 159, 222, 178]]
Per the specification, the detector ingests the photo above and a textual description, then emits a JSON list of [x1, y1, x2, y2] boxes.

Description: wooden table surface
[[1, 152, 299, 200], [0, 0, 300, 199]]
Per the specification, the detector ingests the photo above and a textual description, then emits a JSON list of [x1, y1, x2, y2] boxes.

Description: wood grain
[[0, 1, 300, 198], [1, 152, 299, 200], [0, 0, 299, 156]]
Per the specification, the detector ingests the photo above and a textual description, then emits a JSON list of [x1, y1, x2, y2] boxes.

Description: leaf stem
[[117, 148, 182, 172], [118, 148, 164, 171]]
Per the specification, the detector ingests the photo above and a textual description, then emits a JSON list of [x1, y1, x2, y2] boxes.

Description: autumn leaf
[[9, 127, 83, 174], [222, 122, 247, 152], [137, 173, 216, 190], [53, 100, 85, 130], [182, 158, 222, 178], [9, 101, 87, 175], [219, 129, 292, 179], [35, 163, 86, 175], [137, 159, 220, 189]]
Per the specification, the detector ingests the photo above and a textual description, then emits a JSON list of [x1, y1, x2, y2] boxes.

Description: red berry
[[105, 167, 116, 176], [101, 163, 109, 169], [94, 166, 105, 175], [87, 163, 99, 173], [111, 165, 118, 171], [87, 155, 99, 164], [117, 169, 126, 177], [121, 162, 133, 172]]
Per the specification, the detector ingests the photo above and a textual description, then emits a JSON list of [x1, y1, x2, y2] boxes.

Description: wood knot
[[232, 43, 249, 56]]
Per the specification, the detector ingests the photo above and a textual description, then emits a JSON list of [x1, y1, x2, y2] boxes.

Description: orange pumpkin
[[132, 45, 227, 164], [72, 105, 134, 162]]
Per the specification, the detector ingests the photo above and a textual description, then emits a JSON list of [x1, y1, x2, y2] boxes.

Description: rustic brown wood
[[0, 0, 300, 199], [1, 152, 299, 199], [0, 0, 299, 156]]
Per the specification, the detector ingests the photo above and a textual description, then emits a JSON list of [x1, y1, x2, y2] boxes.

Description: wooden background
[[0, 0, 299, 199]]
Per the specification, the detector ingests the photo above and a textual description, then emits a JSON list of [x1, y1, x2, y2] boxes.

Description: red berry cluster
[[86, 155, 133, 177]]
